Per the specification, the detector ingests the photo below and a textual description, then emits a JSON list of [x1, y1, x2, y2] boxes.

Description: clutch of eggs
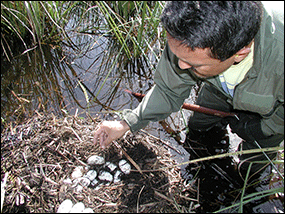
[[69, 155, 131, 189], [57, 199, 94, 213], [59, 156, 132, 212]]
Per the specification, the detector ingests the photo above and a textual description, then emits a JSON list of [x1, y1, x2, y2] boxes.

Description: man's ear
[[234, 47, 252, 63]]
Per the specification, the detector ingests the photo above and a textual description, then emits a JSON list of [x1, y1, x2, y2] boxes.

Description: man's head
[[160, 1, 263, 78]]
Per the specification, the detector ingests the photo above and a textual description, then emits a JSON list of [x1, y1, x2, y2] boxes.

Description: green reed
[[173, 146, 284, 213], [73, 1, 166, 103], [214, 158, 284, 213], [1, 1, 76, 61], [92, 1, 165, 59], [1, 1, 166, 125], [1, 1, 166, 102], [1, 1, 165, 60]]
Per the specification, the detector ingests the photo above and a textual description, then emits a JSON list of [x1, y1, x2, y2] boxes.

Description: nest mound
[[1, 113, 198, 213]]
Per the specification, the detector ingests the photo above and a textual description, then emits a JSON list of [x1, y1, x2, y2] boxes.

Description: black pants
[[187, 83, 283, 174]]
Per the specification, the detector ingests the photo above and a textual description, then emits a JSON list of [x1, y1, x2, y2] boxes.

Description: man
[[94, 1, 284, 177]]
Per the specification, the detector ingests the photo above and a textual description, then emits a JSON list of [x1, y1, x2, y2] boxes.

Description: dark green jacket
[[122, 2, 284, 137]]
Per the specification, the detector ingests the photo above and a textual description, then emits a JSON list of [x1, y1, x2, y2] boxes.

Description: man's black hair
[[160, 1, 263, 61]]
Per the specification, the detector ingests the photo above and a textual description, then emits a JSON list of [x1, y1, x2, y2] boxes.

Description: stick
[[139, 129, 182, 155], [137, 185, 145, 213], [124, 89, 237, 118], [135, 146, 284, 173], [66, 126, 83, 143], [63, 149, 88, 167], [1, 172, 8, 212], [154, 190, 173, 203], [113, 140, 143, 174]]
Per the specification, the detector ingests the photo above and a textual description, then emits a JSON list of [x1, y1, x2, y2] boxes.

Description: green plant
[[1, 1, 79, 62]]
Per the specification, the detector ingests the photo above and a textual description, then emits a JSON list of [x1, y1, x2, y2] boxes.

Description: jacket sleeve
[[260, 2, 284, 137], [121, 43, 196, 133], [261, 105, 284, 136], [261, 73, 284, 136]]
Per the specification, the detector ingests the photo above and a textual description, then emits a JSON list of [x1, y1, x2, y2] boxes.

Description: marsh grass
[[1, 1, 79, 62], [1, 1, 165, 122], [1, 1, 166, 110], [1, 1, 165, 61], [213, 157, 284, 213]]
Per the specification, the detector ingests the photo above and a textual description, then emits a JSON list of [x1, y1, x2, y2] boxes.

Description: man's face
[[167, 33, 236, 79]]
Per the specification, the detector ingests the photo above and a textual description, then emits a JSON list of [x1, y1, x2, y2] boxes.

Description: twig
[[154, 190, 183, 212], [37, 157, 59, 186], [1, 172, 9, 212], [137, 185, 145, 213], [139, 202, 158, 208], [197, 178, 200, 203], [154, 190, 173, 203], [63, 149, 88, 167], [139, 129, 182, 155], [113, 140, 143, 174], [46, 144, 70, 162], [66, 126, 83, 143], [179, 194, 199, 202]]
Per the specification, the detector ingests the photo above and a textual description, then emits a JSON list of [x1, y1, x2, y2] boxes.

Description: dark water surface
[[1, 31, 156, 122]]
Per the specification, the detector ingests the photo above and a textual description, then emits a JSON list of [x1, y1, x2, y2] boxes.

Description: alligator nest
[[1, 112, 198, 213]]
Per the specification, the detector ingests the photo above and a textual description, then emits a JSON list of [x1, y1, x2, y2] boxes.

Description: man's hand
[[93, 120, 130, 149]]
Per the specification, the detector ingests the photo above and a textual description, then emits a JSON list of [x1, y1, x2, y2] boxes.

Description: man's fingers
[[93, 120, 129, 150], [93, 127, 102, 144], [99, 131, 106, 149], [94, 127, 110, 149], [94, 125, 105, 144]]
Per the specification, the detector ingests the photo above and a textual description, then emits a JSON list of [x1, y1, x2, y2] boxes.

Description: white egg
[[76, 185, 83, 192], [71, 166, 84, 179], [90, 178, 99, 187], [78, 177, 91, 187], [15, 193, 25, 206], [82, 207, 95, 213], [84, 170, 97, 181], [113, 170, 122, 183], [70, 202, 85, 213], [62, 178, 72, 185], [57, 199, 73, 213], [71, 178, 80, 188], [98, 171, 113, 182], [87, 155, 105, 165], [105, 162, 117, 172], [94, 183, 104, 190], [119, 159, 131, 174]]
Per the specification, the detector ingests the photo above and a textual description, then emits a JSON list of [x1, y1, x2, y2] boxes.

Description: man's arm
[[94, 43, 196, 148], [121, 42, 196, 133]]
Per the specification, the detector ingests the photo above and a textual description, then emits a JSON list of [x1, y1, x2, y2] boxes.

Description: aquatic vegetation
[[1, 1, 166, 125], [1, 1, 79, 62]]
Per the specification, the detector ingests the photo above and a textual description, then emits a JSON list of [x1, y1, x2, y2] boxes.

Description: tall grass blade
[[253, 140, 284, 179], [93, 15, 136, 101], [78, 80, 89, 105], [176, 146, 284, 168], [96, 1, 132, 59]]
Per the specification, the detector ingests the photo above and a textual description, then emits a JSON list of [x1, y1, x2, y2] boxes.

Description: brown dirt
[[1, 112, 199, 213]]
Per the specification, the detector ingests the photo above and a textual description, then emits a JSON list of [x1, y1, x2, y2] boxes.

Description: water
[[1, 31, 156, 123]]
